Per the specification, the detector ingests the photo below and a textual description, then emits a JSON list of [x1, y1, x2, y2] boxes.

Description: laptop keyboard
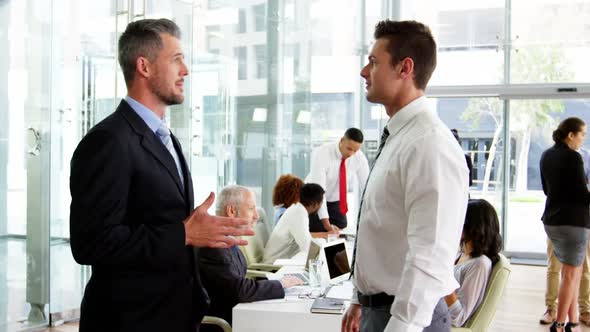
[[286, 271, 309, 284]]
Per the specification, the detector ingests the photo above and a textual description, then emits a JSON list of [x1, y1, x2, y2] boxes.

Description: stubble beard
[[150, 75, 184, 106]]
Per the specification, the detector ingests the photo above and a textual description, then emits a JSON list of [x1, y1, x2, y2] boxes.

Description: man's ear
[[135, 56, 151, 80], [225, 205, 236, 218], [398, 57, 414, 80]]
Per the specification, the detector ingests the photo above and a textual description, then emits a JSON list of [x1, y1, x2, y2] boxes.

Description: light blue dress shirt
[[124, 96, 184, 184]]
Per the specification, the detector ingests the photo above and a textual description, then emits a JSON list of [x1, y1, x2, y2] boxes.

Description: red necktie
[[339, 158, 348, 215]]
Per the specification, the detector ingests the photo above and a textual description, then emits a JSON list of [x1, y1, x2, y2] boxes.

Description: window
[[234, 46, 248, 80], [253, 4, 266, 32], [510, 1, 590, 83], [506, 99, 590, 254], [254, 45, 267, 79], [206, 25, 221, 52], [235, 9, 246, 33], [402, 1, 506, 85]]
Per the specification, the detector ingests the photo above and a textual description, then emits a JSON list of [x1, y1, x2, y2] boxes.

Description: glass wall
[[2, 0, 590, 329], [506, 99, 590, 254], [1, 0, 53, 330], [193, 0, 375, 222], [434, 97, 505, 212], [401, 0, 590, 256]]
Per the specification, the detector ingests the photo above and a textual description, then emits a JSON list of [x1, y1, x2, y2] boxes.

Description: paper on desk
[[252, 298, 287, 304], [284, 285, 312, 296], [325, 282, 354, 300]]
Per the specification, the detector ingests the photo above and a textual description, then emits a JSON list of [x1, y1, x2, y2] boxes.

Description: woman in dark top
[[541, 117, 590, 332]]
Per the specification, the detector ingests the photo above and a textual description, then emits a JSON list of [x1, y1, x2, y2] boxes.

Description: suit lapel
[[171, 133, 194, 212], [118, 100, 185, 198]]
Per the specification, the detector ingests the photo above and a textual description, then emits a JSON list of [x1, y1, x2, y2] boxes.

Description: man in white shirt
[[341, 20, 469, 332], [263, 183, 324, 264], [306, 128, 370, 233]]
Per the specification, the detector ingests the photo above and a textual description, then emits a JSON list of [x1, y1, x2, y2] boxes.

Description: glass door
[[47, 0, 119, 324], [189, 40, 237, 209], [506, 98, 590, 255], [0, 0, 53, 330]]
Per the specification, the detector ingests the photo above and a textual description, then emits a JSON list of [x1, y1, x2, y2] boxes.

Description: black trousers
[[309, 201, 347, 231]]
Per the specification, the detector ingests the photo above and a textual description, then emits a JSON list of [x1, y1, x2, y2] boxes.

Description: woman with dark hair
[[541, 117, 590, 332], [272, 174, 304, 224], [443, 199, 502, 327]]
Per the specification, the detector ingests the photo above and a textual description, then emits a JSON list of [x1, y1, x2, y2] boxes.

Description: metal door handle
[[27, 127, 41, 156]]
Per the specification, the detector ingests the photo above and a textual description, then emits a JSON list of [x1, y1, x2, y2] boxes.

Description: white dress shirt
[[306, 142, 370, 220], [352, 96, 469, 332], [262, 203, 311, 264], [448, 255, 492, 327]]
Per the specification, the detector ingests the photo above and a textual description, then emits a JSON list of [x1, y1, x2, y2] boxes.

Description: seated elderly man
[[198, 185, 302, 330]]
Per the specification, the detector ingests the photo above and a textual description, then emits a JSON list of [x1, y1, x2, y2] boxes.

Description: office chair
[[239, 207, 281, 272], [201, 316, 231, 332], [451, 253, 511, 332]]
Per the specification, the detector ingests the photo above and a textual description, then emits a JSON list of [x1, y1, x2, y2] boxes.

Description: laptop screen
[[323, 241, 351, 280], [305, 239, 322, 271]]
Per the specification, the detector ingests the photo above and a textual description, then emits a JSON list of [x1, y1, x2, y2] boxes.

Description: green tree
[[463, 46, 574, 194]]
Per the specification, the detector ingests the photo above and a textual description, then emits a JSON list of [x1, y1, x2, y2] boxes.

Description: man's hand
[[330, 225, 341, 234], [341, 303, 361, 332], [321, 218, 333, 232], [279, 275, 304, 288], [184, 192, 255, 248]]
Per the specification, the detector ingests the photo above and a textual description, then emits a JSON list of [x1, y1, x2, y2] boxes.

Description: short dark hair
[[299, 183, 325, 207], [451, 129, 460, 144], [118, 18, 181, 87], [552, 117, 586, 144], [344, 128, 364, 143], [462, 199, 503, 265], [373, 20, 437, 90]]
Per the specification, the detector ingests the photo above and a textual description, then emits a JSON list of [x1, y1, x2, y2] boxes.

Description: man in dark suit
[[69, 19, 253, 332], [198, 185, 302, 331]]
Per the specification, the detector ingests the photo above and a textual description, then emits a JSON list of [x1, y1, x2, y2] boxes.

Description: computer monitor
[[319, 239, 351, 284]]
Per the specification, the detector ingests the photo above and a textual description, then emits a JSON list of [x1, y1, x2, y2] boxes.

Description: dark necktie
[[339, 158, 348, 215], [350, 126, 390, 276]]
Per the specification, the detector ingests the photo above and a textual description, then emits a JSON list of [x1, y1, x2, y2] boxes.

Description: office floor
[[36, 264, 590, 332], [0, 238, 86, 332]]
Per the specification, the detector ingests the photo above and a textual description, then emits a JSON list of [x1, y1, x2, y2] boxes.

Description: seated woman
[[272, 174, 304, 225], [263, 183, 324, 264], [444, 198, 502, 327]]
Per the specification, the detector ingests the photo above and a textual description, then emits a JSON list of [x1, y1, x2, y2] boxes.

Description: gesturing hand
[[341, 303, 361, 332], [184, 192, 255, 248]]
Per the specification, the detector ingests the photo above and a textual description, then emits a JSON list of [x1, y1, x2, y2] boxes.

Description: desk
[[233, 298, 344, 332]]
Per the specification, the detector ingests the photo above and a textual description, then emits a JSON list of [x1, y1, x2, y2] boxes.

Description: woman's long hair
[[462, 199, 503, 265]]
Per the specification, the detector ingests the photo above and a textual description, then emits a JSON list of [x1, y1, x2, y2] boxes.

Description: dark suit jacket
[[70, 100, 209, 332], [540, 142, 590, 228], [198, 246, 284, 328]]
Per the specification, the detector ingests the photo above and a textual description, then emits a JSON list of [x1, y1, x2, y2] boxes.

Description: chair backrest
[[239, 208, 268, 265], [254, 207, 270, 247], [461, 253, 511, 332]]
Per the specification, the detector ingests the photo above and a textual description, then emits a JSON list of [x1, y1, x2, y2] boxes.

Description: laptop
[[319, 239, 351, 285], [285, 238, 323, 284]]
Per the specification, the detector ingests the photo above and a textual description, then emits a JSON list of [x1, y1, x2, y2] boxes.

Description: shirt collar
[[385, 96, 430, 138], [124, 95, 165, 133], [333, 142, 343, 160]]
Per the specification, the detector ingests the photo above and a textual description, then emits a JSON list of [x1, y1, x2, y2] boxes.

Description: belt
[[357, 292, 395, 307]]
